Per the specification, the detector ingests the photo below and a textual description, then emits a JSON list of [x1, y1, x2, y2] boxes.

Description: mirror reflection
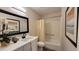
[[0, 9, 28, 36], [0, 17, 20, 34]]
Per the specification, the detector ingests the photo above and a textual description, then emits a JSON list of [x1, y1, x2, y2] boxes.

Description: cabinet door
[[31, 39, 38, 51], [24, 43, 32, 51], [14, 46, 24, 51]]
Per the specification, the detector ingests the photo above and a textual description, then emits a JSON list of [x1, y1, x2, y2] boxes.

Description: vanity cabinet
[[15, 46, 24, 51], [15, 43, 31, 51], [23, 43, 32, 51], [14, 36, 38, 51], [0, 36, 38, 51], [31, 38, 38, 51]]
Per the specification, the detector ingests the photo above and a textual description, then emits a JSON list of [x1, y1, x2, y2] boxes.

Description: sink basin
[[26, 36, 33, 39], [21, 36, 33, 41], [15, 35, 34, 42]]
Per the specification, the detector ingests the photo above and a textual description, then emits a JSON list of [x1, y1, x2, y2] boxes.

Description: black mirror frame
[[0, 9, 29, 37]]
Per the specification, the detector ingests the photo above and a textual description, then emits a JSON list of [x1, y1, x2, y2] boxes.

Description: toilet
[[38, 41, 45, 51]]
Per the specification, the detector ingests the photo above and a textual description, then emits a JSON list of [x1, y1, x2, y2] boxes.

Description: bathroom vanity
[[0, 36, 38, 51]]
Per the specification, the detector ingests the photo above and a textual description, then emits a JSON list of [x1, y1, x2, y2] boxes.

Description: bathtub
[[45, 39, 61, 51]]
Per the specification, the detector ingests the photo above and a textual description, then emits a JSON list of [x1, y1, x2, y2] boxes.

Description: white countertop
[[0, 36, 38, 51]]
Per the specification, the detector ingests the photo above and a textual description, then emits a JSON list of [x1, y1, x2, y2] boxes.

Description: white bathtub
[[45, 39, 61, 51]]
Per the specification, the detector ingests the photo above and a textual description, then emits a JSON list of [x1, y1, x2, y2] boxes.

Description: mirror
[[0, 18, 2, 35], [0, 9, 29, 37]]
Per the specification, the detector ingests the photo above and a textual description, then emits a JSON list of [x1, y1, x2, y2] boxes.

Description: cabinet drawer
[[24, 43, 32, 51]]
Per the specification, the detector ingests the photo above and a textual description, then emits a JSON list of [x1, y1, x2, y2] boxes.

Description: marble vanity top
[[0, 36, 38, 51]]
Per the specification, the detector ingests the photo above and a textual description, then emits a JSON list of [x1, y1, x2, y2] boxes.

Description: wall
[[61, 7, 77, 51]]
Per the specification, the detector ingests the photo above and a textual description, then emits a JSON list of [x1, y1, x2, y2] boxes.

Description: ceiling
[[29, 7, 61, 16]]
